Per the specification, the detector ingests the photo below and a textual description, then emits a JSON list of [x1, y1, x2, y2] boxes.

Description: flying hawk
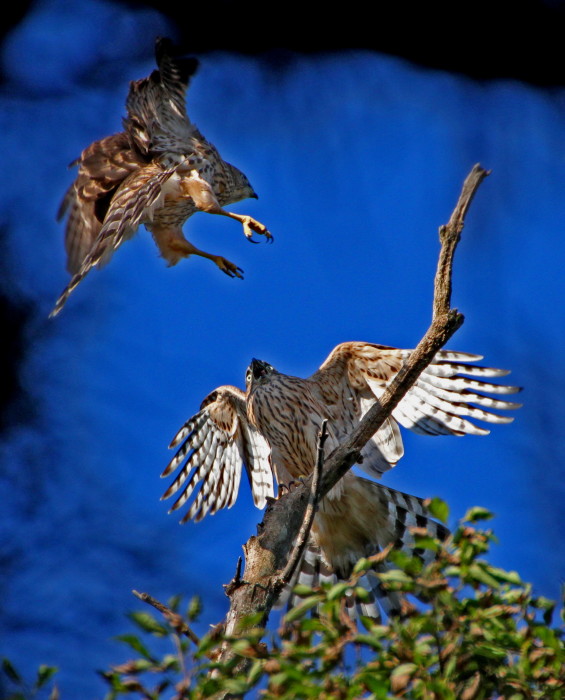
[[161, 342, 521, 619], [50, 38, 271, 317]]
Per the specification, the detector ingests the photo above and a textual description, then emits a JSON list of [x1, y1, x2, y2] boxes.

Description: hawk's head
[[227, 164, 258, 201], [246, 358, 275, 389]]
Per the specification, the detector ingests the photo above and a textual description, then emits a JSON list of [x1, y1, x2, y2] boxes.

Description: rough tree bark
[[216, 164, 490, 671]]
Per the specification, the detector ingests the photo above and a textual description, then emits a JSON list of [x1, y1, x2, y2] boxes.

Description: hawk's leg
[[180, 177, 273, 243], [217, 210, 273, 244], [150, 224, 244, 279], [169, 239, 244, 279]]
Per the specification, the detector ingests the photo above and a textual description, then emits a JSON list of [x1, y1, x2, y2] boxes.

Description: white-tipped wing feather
[[161, 385, 274, 523], [313, 342, 521, 451], [391, 350, 521, 436]]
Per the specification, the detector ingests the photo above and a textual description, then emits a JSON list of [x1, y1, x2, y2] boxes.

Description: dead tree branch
[[216, 164, 490, 672], [279, 419, 327, 586]]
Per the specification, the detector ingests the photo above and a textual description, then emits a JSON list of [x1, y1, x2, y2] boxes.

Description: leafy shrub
[[3, 504, 563, 699]]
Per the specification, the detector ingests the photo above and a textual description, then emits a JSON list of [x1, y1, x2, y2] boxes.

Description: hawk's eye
[[245, 369, 252, 385]]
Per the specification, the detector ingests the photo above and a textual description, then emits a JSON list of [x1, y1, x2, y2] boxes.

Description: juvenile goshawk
[[51, 38, 271, 317], [162, 342, 521, 618]]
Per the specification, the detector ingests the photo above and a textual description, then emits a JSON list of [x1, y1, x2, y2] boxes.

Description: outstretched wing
[[50, 162, 176, 318], [387, 347, 522, 436], [58, 132, 147, 275], [311, 342, 521, 475], [161, 385, 274, 523], [124, 37, 199, 156]]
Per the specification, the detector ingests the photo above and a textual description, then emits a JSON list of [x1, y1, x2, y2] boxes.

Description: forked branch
[[217, 164, 490, 672]]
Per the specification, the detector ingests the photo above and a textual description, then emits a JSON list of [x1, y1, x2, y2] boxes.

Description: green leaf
[[196, 632, 219, 658], [391, 662, 417, 677], [389, 549, 420, 570], [221, 678, 250, 694], [284, 595, 324, 623], [500, 588, 527, 604], [532, 595, 556, 611], [377, 569, 413, 585], [484, 565, 522, 585], [353, 586, 371, 602], [299, 618, 326, 633], [127, 612, 168, 636], [132, 659, 155, 672], [2, 658, 22, 684], [327, 583, 350, 601], [231, 639, 256, 657], [354, 634, 385, 650], [467, 563, 500, 588], [474, 644, 507, 660], [413, 535, 440, 551], [353, 557, 372, 574], [187, 595, 202, 621], [161, 654, 180, 671], [427, 497, 450, 524], [114, 634, 154, 660], [360, 673, 388, 694], [167, 594, 181, 612], [241, 611, 265, 629], [292, 583, 316, 597], [102, 671, 129, 692], [464, 506, 494, 523], [247, 659, 264, 686], [36, 665, 58, 689]]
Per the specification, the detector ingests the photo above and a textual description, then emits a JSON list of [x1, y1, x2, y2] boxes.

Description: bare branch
[[319, 163, 489, 497], [279, 419, 327, 585], [434, 164, 491, 319]]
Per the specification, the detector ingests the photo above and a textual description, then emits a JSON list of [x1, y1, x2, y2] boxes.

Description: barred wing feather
[[161, 386, 274, 523]]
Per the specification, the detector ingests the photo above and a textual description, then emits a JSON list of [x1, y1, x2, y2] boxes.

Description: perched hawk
[[161, 342, 521, 619], [50, 38, 271, 317]]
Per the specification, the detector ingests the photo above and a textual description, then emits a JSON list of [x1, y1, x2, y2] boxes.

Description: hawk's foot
[[278, 479, 305, 496], [165, 238, 243, 278], [241, 216, 273, 244], [213, 255, 244, 279]]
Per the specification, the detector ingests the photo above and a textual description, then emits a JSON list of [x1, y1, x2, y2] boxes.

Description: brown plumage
[[50, 37, 271, 317], [162, 342, 521, 619]]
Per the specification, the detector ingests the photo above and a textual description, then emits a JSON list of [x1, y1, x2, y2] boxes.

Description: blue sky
[[0, 0, 564, 696]]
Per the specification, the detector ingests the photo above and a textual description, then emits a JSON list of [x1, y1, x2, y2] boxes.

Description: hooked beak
[[250, 358, 267, 380]]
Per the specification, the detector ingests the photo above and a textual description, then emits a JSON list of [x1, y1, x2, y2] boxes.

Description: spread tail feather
[[279, 478, 449, 622]]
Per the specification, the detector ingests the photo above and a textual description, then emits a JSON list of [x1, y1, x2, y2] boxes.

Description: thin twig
[[279, 420, 327, 585], [234, 556, 243, 585], [132, 590, 200, 646], [223, 556, 244, 596], [433, 164, 491, 319]]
